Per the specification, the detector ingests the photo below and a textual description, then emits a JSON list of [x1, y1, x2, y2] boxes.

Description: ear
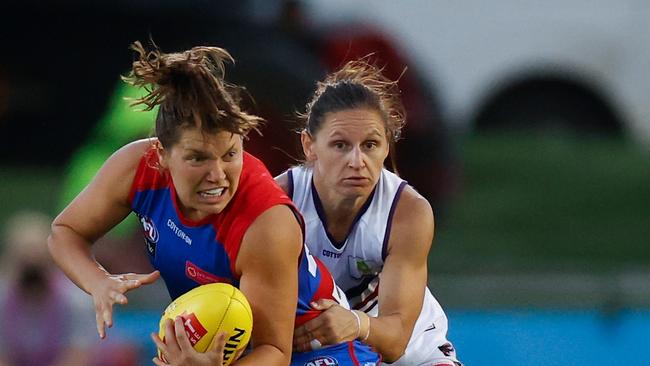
[[156, 143, 169, 170], [301, 130, 316, 161]]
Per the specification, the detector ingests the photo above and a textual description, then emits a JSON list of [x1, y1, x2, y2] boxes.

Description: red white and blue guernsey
[[129, 146, 380, 366]]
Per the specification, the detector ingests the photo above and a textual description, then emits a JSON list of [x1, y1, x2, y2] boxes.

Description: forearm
[[358, 312, 410, 362], [48, 224, 109, 294], [233, 344, 290, 366]]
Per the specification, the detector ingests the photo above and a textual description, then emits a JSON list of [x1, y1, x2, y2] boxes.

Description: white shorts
[[378, 289, 462, 366], [381, 341, 461, 366], [380, 316, 462, 366]]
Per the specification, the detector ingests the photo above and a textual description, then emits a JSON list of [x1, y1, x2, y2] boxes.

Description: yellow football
[[158, 283, 253, 365]]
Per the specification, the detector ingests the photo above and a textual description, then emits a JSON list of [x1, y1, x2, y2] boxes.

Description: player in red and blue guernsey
[[48, 41, 379, 366], [132, 145, 379, 366]]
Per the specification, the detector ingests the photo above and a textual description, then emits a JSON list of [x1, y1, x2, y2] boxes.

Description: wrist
[[353, 310, 371, 341], [350, 309, 361, 339], [83, 265, 111, 294]]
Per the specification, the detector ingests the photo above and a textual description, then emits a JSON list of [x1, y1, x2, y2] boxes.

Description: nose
[[347, 146, 366, 169], [205, 160, 226, 182]]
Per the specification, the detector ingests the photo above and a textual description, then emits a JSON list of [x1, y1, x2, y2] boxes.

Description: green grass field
[[431, 133, 650, 273]]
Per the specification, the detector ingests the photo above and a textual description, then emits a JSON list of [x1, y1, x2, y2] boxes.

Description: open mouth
[[198, 187, 226, 197]]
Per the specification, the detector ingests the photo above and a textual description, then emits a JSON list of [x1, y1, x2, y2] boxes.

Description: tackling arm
[[366, 186, 434, 361]]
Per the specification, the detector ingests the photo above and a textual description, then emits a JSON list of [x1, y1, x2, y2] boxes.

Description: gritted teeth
[[199, 187, 225, 197]]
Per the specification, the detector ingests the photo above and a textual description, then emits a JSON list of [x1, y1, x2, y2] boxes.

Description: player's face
[[303, 108, 389, 201], [160, 128, 243, 221]]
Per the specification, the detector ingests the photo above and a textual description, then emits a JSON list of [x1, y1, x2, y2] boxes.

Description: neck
[[313, 178, 369, 241]]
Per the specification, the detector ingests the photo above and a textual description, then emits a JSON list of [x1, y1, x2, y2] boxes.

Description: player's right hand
[[151, 317, 228, 366], [293, 299, 363, 351], [90, 270, 160, 339]]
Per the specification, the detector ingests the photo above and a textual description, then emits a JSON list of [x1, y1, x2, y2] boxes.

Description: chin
[[212, 196, 235, 212], [340, 186, 372, 198], [204, 203, 227, 215], [185, 203, 222, 221]]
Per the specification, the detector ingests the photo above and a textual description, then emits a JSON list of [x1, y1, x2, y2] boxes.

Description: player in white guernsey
[[276, 59, 461, 366]]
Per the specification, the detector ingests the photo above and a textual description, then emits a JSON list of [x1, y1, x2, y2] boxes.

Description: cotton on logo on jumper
[[304, 357, 339, 366], [167, 218, 192, 245]]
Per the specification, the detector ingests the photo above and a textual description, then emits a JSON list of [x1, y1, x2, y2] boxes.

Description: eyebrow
[[222, 142, 237, 155], [183, 148, 205, 154], [328, 129, 385, 138], [367, 129, 384, 138], [182, 141, 238, 155]]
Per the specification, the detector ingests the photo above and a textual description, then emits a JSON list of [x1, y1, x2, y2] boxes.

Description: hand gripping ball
[[158, 283, 253, 365]]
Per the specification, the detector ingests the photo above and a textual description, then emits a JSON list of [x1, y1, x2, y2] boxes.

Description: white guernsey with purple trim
[[288, 166, 461, 366]]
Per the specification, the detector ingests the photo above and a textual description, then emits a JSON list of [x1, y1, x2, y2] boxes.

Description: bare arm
[[151, 183, 302, 366], [277, 169, 429, 359], [366, 186, 433, 361], [234, 204, 302, 365], [293, 186, 433, 360], [48, 139, 160, 338]]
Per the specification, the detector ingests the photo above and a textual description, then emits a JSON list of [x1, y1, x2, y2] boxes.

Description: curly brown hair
[[122, 41, 263, 148]]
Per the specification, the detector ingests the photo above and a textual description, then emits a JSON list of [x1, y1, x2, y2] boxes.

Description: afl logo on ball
[[304, 357, 339, 366]]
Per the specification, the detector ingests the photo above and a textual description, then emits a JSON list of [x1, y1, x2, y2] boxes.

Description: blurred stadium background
[[1, 1, 649, 365]]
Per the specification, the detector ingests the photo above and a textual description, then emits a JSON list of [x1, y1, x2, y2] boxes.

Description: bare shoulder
[[90, 138, 157, 204], [236, 204, 303, 274], [386, 185, 434, 257], [394, 185, 434, 228], [107, 138, 157, 169], [246, 204, 302, 249], [52, 138, 158, 239], [274, 170, 290, 194]]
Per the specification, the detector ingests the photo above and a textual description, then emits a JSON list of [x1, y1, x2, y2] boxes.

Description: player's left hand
[[293, 299, 361, 352], [152, 317, 227, 366]]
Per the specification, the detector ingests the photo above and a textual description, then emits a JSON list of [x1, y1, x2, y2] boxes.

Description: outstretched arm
[[48, 139, 160, 339]]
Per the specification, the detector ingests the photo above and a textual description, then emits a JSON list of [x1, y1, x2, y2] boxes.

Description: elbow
[[47, 222, 77, 261], [47, 222, 65, 256], [47, 225, 58, 256], [276, 348, 292, 366], [380, 338, 409, 363], [382, 350, 406, 363]]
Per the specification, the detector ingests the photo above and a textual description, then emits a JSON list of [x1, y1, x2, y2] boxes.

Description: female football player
[[276, 59, 462, 366], [48, 41, 379, 366]]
